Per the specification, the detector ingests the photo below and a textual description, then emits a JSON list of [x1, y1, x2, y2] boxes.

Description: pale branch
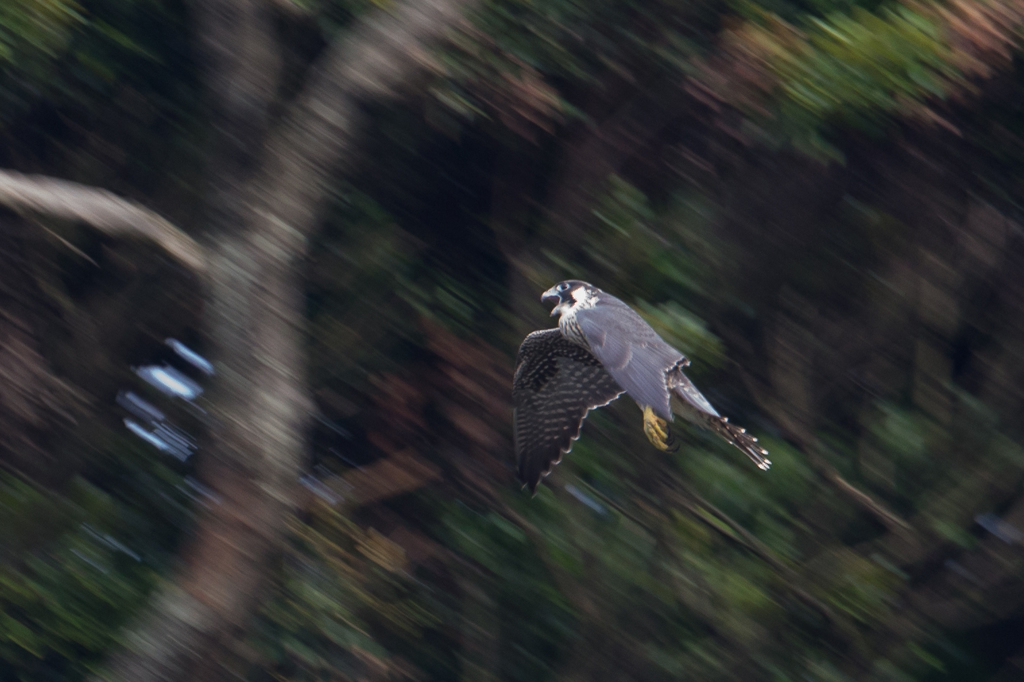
[[0, 170, 206, 272], [30, 218, 99, 266], [817, 458, 913, 532]]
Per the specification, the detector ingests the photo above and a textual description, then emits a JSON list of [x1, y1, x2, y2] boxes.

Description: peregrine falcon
[[513, 280, 770, 493]]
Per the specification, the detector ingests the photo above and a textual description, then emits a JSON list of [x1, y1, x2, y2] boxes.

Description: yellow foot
[[643, 406, 677, 452]]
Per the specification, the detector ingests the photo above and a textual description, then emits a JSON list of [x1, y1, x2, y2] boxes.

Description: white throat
[[554, 287, 598, 319]]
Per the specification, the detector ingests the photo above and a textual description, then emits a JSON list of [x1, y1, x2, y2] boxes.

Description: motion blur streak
[[1, 0, 1024, 680]]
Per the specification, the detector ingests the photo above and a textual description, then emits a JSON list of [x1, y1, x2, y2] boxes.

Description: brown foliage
[[443, 22, 564, 142], [360, 318, 514, 506], [0, 312, 84, 479]]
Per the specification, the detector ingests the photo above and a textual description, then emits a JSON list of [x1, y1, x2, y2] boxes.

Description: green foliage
[[635, 301, 727, 371], [0, 527, 151, 675], [0, 460, 186, 681], [564, 177, 721, 307], [771, 4, 958, 145], [6, 0, 1024, 678], [0, 0, 82, 66], [251, 502, 441, 681], [723, 0, 1020, 159], [308, 191, 418, 385], [869, 403, 931, 470]]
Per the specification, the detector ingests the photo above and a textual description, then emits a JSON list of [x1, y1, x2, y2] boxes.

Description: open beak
[[541, 286, 561, 316]]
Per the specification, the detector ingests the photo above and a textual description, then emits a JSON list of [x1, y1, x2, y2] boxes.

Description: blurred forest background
[[3, 0, 1024, 679]]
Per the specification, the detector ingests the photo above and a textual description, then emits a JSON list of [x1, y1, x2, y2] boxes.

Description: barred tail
[[704, 414, 771, 470], [666, 368, 771, 471]]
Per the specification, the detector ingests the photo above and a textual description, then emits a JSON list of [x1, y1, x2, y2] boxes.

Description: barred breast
[[559, 309, 589, 350]]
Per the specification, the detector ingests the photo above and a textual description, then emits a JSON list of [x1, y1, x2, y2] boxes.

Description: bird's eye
[[557, 282, 570, 292]]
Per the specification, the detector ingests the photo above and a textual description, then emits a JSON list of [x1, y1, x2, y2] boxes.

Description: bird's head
[[541, 280, 599, 317]]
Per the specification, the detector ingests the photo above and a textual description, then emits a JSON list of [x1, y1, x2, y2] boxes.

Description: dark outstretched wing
[[575, 297, 684, 420], [668, 369, 771, 471], [513, 329, 625, 493]]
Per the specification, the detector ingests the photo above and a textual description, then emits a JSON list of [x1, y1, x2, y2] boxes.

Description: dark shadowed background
[[1, 0, 1024, 680]]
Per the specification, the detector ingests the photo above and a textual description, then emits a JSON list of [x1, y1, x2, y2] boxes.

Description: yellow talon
[[643, 405, 676, 452]]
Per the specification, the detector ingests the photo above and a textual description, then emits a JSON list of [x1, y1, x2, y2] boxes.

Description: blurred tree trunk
[[90, 0, 477, 679]]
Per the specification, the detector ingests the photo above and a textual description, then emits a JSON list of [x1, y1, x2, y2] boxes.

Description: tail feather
[[667, 370, 770, 470], [703, 414, 771, 470]]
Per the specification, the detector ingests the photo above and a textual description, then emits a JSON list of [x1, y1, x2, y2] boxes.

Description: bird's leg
[[642, 406, 676, 452]]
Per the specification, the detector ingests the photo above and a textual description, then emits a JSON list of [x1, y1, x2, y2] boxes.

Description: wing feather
[[513, 330, 624, 493], [575, 297, 684, 420]]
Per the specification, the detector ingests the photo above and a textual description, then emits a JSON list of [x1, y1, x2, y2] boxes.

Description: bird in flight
[[513, 280, 770, 493]]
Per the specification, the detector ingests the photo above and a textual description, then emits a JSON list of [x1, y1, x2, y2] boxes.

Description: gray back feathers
[[575, 293, 684, 420]]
